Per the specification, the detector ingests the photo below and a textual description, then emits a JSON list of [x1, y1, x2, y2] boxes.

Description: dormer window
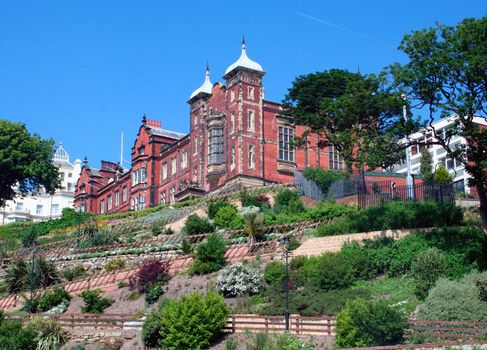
[[138, 146, 145, 155]]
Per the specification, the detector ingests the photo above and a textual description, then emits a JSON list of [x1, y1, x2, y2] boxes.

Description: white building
[[393, 116, 487, 194], [0, 143, 82, 224]]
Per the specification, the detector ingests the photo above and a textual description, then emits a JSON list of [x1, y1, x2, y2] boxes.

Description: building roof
[[54, 142, 69, 162], [149, 127, 187, 140], [189, 64, 213, 100], [224, 38, 263, 76]]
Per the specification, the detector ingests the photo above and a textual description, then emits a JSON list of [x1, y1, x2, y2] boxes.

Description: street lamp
[[402, 94, 414, 199], [283, 235, 292, 331]]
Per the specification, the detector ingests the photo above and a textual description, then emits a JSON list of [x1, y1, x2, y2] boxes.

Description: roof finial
[[142, 114, 147, 125], [83, 156, 88, 165], [206, 62, 210, 77], [242, 35, 246, 51]]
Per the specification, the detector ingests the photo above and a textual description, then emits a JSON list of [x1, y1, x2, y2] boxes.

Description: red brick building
[[75, 40, 347, 214]]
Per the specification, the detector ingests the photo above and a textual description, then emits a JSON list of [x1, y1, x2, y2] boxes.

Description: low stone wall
[[293, 227, 433, 257]]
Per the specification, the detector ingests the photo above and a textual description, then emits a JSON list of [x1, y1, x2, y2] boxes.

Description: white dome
[[224, 39, 263, 76], [189, 65, 213, 100]]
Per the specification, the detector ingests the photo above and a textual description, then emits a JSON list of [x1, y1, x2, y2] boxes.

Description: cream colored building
[[0, 143, 81, 224]]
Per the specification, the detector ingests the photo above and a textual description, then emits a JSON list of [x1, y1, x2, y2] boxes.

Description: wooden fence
[[4, 313, 145, 331], [410, 319, 487, 340], [225, 314, 335, 336]]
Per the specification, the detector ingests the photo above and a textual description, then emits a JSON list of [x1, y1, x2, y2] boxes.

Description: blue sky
[[1, 1, 485, 167]]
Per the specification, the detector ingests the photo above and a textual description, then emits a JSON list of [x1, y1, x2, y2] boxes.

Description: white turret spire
[[189, 63, 213, 100], [224, 37, 263, 76]]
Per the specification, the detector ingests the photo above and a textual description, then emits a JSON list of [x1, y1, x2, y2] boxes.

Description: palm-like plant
[[5, 257, 60, 293], [5, 259, 28, 293], [31, 318, 68, 350], [241, 206, 263, 248]]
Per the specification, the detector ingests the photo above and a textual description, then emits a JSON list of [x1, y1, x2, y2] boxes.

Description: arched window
[[248, 144, 255, 169]]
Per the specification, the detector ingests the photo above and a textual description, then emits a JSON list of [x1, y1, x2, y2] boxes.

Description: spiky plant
[[31, 318, 68, 350], [5, 259, 28, 293]]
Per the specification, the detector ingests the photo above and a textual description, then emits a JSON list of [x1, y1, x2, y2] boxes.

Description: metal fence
[[294, 170, 325, 201], [358, 181, 455, 209], [327, 176, 360, 199]]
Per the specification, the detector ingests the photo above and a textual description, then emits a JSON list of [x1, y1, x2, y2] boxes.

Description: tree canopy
[[0, 120, 61, 207], [283, 69, 413, 171], [390, 16, 487, 228]]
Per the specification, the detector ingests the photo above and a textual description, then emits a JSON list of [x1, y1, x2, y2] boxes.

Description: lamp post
[[28, 239, 38, 313], [283, 235, 291, 331], [402, 94, 414, 199]]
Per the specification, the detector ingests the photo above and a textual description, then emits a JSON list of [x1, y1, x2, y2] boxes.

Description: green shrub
[[182, 214, 214, 235], [79, 289, 113, 313], [142, 305, 163, 348], [5, 257, 60, 293], [303, 167, 349, 194], [388, 234, 429, 276], [214, 205, 239, 228], [208, 200, 230, 219], [103, 258, 126, 272], [30, 318, 68, 350], [417, 271, 487, 321], [315, 217, 358, 237], [297, 253, 354, 291], [190, 233, 227, 275], [335, 298, 406, 347], [145, 281, 164, 305], [36, 286, 71, 313], [264, 262, 285, 285], [80, 227, 118, 247], [239, 188, 261, 207], [21, 227, 38, 248], [275, 189, 300, 208], [62, 265, 86, 281], [411, 248, 450, 299], [0, 311, 37, 350], [308, 202, 357, 222], [159, 292, 229, 349], [151, 220, 166, 236]]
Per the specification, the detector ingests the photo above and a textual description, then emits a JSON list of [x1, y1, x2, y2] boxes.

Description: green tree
[[419, 150, 434, 183], [390, 16, 487, 230], [283, 70, 410, 171], [0, 120, 61, 207], [433, 165, 454, 184]]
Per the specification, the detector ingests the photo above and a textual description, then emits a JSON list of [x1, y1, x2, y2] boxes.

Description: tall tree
[[0, 120, 61, 207], [390, 16, 487, 229], [419, 149, 434, 183], [283, 69, 413, 172]]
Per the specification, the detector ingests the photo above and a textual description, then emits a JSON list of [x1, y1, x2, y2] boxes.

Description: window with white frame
[[52, 204, 60, 215], [107, 195, 112, 210], [278, 126, 295, 162], [248, 110, 255, 131], [15, 202, 23, 211], [248, 144, 255, 169], [100, 200, 105, 214], [329, 143, 344, 170], [141, 168, 147, 183], [248, 86, 255, 100], [161, 192, 166, 205], [115, 191, 120, 207], [171, 157, 177, 175], [181, 150, 188, 169], [170, 187, 175, 204], [122, 187, 127, 202], [230, 90, 235, 102], [162, 162, 168, 180], [208, 126, 224, 165], [139, 194, 146, 210], [231, 146, 236, 170], [230, 113, 235, 134], [36, 204, 43, 215]]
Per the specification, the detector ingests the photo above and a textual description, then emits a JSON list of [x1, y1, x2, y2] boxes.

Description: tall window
[[208, 126, 224, 165], [329, 143, 344, 170], [194, 113, 198, 126], [230, 90, 235, 102], [36, 204, 43, 215], [231, 146, 236, 170], [100, 200, 105, 214], [122, 187, 127, 202], [248, 144, 255, 169], [114, 191, 120, 207], [181, 150, 188, 169], [51, 204, 60, 215], [162, 162, 168, 180], [192, 167, 198, 183], [278, 126, 295, 162], [139, 194, 146, 210], [15, 202, 23, 211], [132, 168, 147, 185], [170, 187, 175, 204], [107, 195, 112, 210], [141, 168, 147, 183], [248, 86, 255, 100], [171, 157, 177, 175], [230, 113, 235, 134], [248, 110, 255, 131], [161, 192, 166, 205], [194, 136, 198, 155]]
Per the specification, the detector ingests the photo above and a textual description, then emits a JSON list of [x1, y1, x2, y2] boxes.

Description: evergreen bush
[[190, 233, 227, 275], [182, 214, 214, 235], [335, 298, 406, 347], [214, 205, 239, 228], [264, 261, 285, 285], [79, 289, 113, 313], [411, 248, 450, 299], [159, 292, 229, 349]]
